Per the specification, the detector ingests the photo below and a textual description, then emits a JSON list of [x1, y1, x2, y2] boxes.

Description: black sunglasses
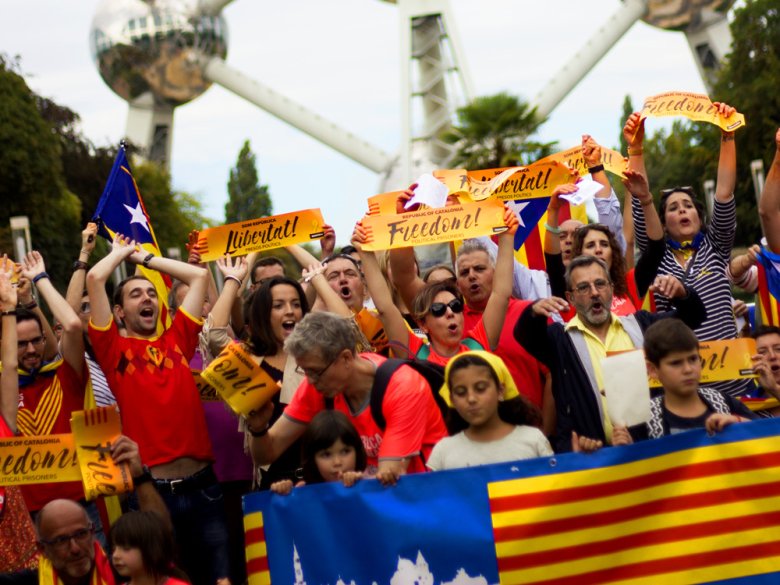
[[660, 186, 695, 198], [429, 298, 464, 318]]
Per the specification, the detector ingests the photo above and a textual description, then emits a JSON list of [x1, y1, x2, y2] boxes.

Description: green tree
[[443, 92, 556, 169], [0, 56, 81, 290], [225, 140, 272, 223]]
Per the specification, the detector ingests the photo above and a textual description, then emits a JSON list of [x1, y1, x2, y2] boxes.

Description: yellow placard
[[360, 198, 507, 251], [367, 191, 403, 216], [196, 209, 325, 262], [201, 342, 281, 416], [0, 434, 81, 486], [537, 145, 628, 179], [647, 338, 758, 388], [71, 406, 133, 501], [638, 91, 746, 134], [435, 160, 576, 202], [0, 257, 20, 284], [741, 397, 780, 412], [193, 370, 220, 402]]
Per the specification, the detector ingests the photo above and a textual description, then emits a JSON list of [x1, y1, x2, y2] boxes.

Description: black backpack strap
[[369, 359, 405, 430]]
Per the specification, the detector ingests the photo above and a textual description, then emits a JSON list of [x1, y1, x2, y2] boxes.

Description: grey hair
[[455, 239, 495, 268], [564, 255, 611, 291], [284, 312, 358, 362]]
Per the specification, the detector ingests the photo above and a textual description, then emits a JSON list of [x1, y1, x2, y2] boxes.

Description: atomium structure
[[90, 0, 735, 187]]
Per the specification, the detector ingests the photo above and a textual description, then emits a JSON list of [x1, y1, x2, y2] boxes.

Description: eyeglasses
[[660, 186, 695, 198], [295, 354, 338, 383], [571, 279, 611, 296], [17, 336, 45, 350], [429, 299, 464, 318], [39, 525, 94, 551]]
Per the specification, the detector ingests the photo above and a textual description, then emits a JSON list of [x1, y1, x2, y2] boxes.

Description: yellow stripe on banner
[[495, 492, 780, 557], [499, 526, 780, 584], [491, 463, 780, 528], [635, 554, 780, 585], [488, 436, 778, 500], [248, 571, 271, 585], [244, 511, 264, 531], [245, 542, 267, 560]]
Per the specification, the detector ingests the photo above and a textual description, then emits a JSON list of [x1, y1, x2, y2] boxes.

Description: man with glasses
[[514, 256, 706, 453], [5, 252, 87, 518], [246, 312, 448, 486]]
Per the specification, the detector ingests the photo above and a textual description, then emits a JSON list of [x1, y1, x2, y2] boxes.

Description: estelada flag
[[92, 144, 172, 334], [756, 246, 780, 327]]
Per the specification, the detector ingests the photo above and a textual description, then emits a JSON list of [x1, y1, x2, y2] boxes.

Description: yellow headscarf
[[440, 350, 520, 406]]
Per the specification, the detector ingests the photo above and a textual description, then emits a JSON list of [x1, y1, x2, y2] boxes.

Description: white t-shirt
[[426, 425, 553, 471]]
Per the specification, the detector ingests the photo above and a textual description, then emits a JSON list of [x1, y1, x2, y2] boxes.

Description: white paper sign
[[406, 173, 449, 209], [601, 350, 651, 427], [558, 177, 603, 206]]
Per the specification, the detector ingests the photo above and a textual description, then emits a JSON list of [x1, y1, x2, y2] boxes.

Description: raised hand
[[216, 255, 248, 283], [532, 297, 569, 318], [581, 134, 602, 168], [622, 169, 653, 205], [20, 251, 46, 282], [623, 112, 645, 149]]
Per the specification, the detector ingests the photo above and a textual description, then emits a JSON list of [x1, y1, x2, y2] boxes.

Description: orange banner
[[537, 145, 628, 178], [647, 338, 757, 387], [71, 406, 133, 500], [193, 370, 220, 402], [367, 191, 403, 216], [638, 91, 746, 134], [435, 160, 576, 202], [196, 209, 325, 262], [201, 342, 281, 416], [360, 199, 507, 251], [0, 434, 81, 486]]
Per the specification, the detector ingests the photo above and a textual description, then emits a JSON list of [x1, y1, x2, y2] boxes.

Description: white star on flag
[[124, 202, 151, 233], [505, 200, 529, 228]]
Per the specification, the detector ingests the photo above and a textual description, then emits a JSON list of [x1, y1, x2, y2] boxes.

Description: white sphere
[[641, 0, 735, 30], [90, 0, 228, 106]]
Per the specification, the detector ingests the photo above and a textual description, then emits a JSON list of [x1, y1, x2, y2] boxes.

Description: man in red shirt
[[247, 311, 448, 485], [86, 235, 229, 585]]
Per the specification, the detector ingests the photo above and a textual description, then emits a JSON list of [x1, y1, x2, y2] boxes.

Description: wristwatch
[[132, 465, 153, 487]]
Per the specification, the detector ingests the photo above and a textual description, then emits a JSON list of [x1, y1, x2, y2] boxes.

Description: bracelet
[[22, 300, 38, 310], [72, 260, 89, 272], [224, 275, 243, 287], [1, 309, 17, 317], [142, 253, 155, 268], [721, 134, 735, 142], [31, 272, 49, 285], [303, 272, 323, 283], [543, 223, 561, 234], [587, 164, 605, 174], [627, 147, 643, 156], [249, 424, 270, 438]]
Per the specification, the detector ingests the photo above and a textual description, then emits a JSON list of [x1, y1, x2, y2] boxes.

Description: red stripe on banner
[[523, 228, 545, 270], [490, 452, 779, 513], [496, 509, 780, 570], [245, 526, 265, 545], [512, 539, 780, 585], [246, 557, 269, 573], [494, 479, 780, 541]]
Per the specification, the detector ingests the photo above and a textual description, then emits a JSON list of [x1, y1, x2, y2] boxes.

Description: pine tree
[[225, 140, 272, 223]]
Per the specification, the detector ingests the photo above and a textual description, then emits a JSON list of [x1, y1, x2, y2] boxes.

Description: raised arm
[[388, 189, 426, 310], [544, 184, 578, 255], [714, 102, 737, 203], [211, 256, 249, 329], [481, 206, 519, 349], [65, 223, 98, 313], [624, 112, 650, 254], [16, 275, 58, 362], [0, 265, 18, 432], [759, 128, 780, 252], [353, 223, 409, 347], [20, 252, 84, 376], [301, 261, 353, 317]]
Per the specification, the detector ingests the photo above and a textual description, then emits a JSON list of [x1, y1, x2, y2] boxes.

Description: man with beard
[[86, 235, 229, 585], [514, 256, 707, 453]]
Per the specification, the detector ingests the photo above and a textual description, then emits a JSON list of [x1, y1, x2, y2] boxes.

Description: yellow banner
[[638, 91, 746, 134], [196, 209, 326, 262], [71, 406, 133, 501], [193, 370, 221, 402], [648, 338, 757, 387], [537, 145, 628, 179], [360, 198, 507, 251], [367, 191, 403, 216], [201, 343, 281, 416], [435, 161, 575, 202], [0, 434, 81, 486]]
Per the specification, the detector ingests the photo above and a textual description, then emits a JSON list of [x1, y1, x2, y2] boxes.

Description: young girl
[[111, 511, 190, 585], [271, 410, 368, 494], [427, 351, 552, 471]]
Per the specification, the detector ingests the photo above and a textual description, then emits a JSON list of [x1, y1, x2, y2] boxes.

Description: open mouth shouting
[[281, 319, 297, 335]]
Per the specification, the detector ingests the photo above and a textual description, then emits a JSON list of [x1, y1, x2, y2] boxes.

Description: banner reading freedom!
[[636, 91, 746, 135], [244, 419, 780, 585], [196, 209, 325, 262]]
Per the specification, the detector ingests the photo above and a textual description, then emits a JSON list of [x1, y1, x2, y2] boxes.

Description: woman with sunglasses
[[625, 103, 749, 397], [350, 205, 518, 366]]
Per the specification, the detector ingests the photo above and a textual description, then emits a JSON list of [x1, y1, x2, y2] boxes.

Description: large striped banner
[[243, 419, 780, 585]]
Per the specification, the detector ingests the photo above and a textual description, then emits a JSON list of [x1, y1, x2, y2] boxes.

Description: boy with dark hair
[[618, 319, 755, 443], [752, 325, 780, 415]]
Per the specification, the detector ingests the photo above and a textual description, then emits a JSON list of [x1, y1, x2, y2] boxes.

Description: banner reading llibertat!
[[359, 198, 507, 251], [637, 91, 746, 134], [196, 209, 326, 262]]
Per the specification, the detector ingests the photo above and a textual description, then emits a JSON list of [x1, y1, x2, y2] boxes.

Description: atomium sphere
[[90, 0, 228, 106], [641, 0, 736, 31]]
